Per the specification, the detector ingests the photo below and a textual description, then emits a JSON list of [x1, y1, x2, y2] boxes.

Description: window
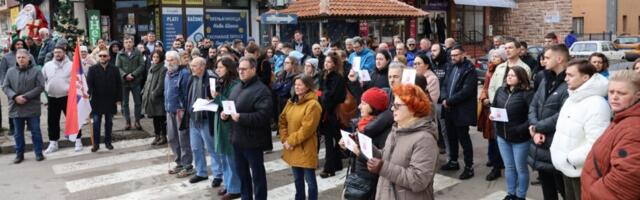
[[602, 43, 609, 51], [572, 17, 584, 35], [585, 43, 597, 52], [623, 15, 627, 33], [571, 43, 584, 52]]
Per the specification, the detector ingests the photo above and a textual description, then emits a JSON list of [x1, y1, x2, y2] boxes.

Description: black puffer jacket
[[228, 76, 274, 150], [492, 87, 534, 143], [527, 70, 569, 171]]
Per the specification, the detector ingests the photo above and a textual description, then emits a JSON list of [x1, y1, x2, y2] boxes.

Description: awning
[[454, 0, 517, 8], [266, 0, 429, 20]]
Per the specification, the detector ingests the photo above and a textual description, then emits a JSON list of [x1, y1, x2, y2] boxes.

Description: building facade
[[572, 0, 639, 36]]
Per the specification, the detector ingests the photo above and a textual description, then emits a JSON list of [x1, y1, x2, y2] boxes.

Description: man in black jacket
[[528, 44, 570, 200], [87, 50, 123, 152], [439, 46, 477, 180], [223, 56, 273, 200]]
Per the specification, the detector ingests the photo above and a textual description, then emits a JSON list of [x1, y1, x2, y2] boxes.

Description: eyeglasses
[[391, 103, 406, 110], [98, 55, 109, 57]]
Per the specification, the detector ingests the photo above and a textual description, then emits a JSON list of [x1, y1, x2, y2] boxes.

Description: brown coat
[[478, 62, 497, 139], [374, 117, 439, 200], [279, 92, 323, 169], [581, 102, 640, 200]]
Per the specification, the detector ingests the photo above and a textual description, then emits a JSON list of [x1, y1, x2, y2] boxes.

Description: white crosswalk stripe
[[0, 138, 154, 162], [479, 190, 537, 200]]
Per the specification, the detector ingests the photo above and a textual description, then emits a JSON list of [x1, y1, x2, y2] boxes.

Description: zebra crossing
[[41, 136, 469, 199]]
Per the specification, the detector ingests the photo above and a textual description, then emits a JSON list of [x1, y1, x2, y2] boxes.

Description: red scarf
[[357, 116, 375, 133]]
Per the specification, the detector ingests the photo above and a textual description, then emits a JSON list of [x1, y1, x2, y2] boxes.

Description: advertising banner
[[186, 8, 204, 43], [162, 7, 183, 46], [205, 9, 248, 46]]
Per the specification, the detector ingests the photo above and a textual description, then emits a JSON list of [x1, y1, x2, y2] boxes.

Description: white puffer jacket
[[550, 73, 611, 177]]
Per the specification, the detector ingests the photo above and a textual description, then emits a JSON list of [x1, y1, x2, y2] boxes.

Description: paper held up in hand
[[358, 70, 371, 81], [340, 130, 358, 153], [209, 78, 216, 92], [352, 57, 361, 72], [490, 107, 509, 122], [401, 69, 417, 84], [193, 98, 219, 112], [222, 100, 237, 115], [357, 133, 373, 160]]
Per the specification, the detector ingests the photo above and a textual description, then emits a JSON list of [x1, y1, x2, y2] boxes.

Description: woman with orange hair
[[365, 84, 439, 200]]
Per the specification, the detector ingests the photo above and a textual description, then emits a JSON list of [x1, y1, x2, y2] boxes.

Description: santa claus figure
[[15, 4, 49, 39]]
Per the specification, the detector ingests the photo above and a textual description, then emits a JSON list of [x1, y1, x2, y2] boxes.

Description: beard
[[165, 63, 178, 71]]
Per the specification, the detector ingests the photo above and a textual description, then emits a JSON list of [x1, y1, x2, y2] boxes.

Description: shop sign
[[186, 0, 203, 5], [162, 7, 183, 46], [205, 9, 248, 46], [87, 10, 101, 47], [186, 8, 204, 42], [162, 0, 182, 5], [423, 0, 448, 11]]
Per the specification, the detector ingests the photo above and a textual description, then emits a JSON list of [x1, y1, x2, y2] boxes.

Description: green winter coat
[[213, 79, 240, 155], [142, 62, 167, 116], [115, 49, 146, 86]]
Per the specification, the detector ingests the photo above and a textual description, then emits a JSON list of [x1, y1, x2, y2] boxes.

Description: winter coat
[[2, 63, 44, 118], [87, 63, 123, 115], [142, 62, 167, 117], [487, 59, 531, 103], [115, 49, 146, 86], [492, 87, 534, 143], [580, 102, 640, 200], [163, 66, 191, 113], [424, 69, 440, 103], [430, 51, 447, 86], [228, 76, 274, 150], [527, 70, 569, 171], [348, 48, 376, 73], [0, 51, 36, 83], [320, 71, 346, 116], [440, 59, 478, 126], [214, 79, 240, 155], [37, 38, 56, 66], [279, 91, 323, 169], [374, 117, 439, 200], [550, 74, 610, 177], [347, 65, 390, 104], [478, 62, 498, 139]]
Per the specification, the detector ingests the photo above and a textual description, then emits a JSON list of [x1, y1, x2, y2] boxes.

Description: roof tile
[[269, 0, 429, 19]]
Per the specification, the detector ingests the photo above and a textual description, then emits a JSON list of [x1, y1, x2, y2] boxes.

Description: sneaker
[[176, 167, 195, 178], [35, 153, 45, 161], [459, 166, 474, 180], [486, 168, 501, 181], [440, 161, 460, 171], [13, 154, 24, 164], [169, 165, 183, 174], [211, 178, 223, 187], [44, 141, 59, 154], [75, 140, 83, 152], [189, 175, 208, 184]]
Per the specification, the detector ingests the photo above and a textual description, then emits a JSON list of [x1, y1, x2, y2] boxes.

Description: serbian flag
[[65, 43, 92, 141]]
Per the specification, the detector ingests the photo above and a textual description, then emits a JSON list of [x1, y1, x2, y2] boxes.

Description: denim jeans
[[92, 113, 113, 145], [122, 85, 142, 123], [13, 117, 43, 155], [189, 120, 223, 178], [292, 167, 318, 200], [221, 153, 241, 194], [233, 145, 267, 200], [497, 136, 529, 198]]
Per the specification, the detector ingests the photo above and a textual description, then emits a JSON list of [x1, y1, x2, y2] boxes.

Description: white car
[[569, 41, 626, 60]]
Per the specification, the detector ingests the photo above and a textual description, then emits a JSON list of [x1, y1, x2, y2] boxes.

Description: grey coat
[[142, 62, 167, 116], [2, 63, 44, 118], [0, 51, 37, 83]]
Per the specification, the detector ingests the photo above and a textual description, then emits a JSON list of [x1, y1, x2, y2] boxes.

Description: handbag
[[343, 158, 374, 200], [336, 88, 357, 129]]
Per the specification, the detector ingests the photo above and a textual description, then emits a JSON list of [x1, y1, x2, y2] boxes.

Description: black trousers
[[488, 138, 504, 168], [152, 116, 167, 136], [320, 115, 343, 173], [445, 119, 474, 167], [48, 96, 82, 141], [539, 169, 566, 200]]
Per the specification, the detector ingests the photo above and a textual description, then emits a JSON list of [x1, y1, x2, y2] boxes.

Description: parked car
[[569, 41, 626, 60], [613, 35, 640, 61], [528, 45, 544, 60], [474, 55, 488, 84]]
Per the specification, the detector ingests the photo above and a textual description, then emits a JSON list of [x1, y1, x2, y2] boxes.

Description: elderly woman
[[365, 84, 439, 200], [80, 46, 96, 74], [580, 70, 640, 200], [142, 50, 167, 145]]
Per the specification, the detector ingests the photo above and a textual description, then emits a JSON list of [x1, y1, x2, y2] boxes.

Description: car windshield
[[572, 43, 597, 52], [618, 37, 639, 44]]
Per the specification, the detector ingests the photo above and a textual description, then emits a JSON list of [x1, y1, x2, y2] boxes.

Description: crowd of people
[[1, 27, 640, 200]]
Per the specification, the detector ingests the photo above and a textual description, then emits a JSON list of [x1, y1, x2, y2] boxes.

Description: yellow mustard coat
[[279, 91, 323, 169]]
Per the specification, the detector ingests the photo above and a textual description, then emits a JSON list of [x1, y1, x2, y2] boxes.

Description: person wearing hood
[[108, 41, 122, 66], [550, 60, 611, 200], [581, 70, 640, 200], [348, 37, 376, 73], [3, 49, 45, 163]]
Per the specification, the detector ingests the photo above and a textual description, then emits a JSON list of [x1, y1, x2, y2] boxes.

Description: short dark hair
[[281, 42, 293, 49], [567, 59, 597, 77], [504, 37, 521, 48], [239, 56, 257, 68], [544, 32, 558, 40], [245, 43, 260, 55], [352, 37, 366, 46], [588, 52, 609, 71], [330, 41, 342, 48], [546, 44, 570, 62], [507, 66, 531, 90], [123, 36, 134, 42], [452, 45, 465, 52], [519, 41, 528, 49], [53, 46, 65, 52]]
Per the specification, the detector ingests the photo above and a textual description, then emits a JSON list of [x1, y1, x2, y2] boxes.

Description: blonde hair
[[610, 70, 640, 91]]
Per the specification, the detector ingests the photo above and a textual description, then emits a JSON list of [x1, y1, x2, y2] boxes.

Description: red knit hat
[[361, 87, 389, 112]]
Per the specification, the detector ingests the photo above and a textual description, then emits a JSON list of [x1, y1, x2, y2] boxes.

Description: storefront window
[[456, 5, 484, 43]]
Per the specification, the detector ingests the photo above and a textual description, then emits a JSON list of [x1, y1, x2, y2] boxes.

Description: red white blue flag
[[65, 43, 92, 141]]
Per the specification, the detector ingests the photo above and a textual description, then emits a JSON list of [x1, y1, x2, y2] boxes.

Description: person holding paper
[[278, 75, 322, 200], [142, 51, 168, 146], [318, 53, 347, 178], [347, 50, 392, 99], [491, 66, 534, 200], [365, 84, 438, 200], [347, 37, 375, 73], [211, 56, 241, 199], [224, 56, 273, 200]]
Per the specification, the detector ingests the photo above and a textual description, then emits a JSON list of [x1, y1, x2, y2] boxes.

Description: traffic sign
[[260, 13, 298, 24]]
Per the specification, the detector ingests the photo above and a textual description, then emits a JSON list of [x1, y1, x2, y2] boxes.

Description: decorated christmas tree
[[54, 0, 84, 51]]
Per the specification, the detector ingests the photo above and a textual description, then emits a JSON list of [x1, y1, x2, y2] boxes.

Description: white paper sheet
[[490, 107, 509, 122], [340, 130, 358, 153], [401, 69, 417, 84], [357, 133, 373, 159], [352, 57, 361, 72], [209, 78, 216, 92], [358, 70, 371, 81], [222, 100, 237, 115]]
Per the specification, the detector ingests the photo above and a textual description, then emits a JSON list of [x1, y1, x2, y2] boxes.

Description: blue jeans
[[233, 145, 267, 200], [221, 153, 241, 194], [189, 120, 223, 178], [122, 85, 142, 123], [292, 167, 318, 200], [13, 117, 43, 155], [497, 136, 530, 198], [92, 113, 113, 145]]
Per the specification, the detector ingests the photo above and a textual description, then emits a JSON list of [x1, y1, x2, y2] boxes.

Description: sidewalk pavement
[[0, 93, 155, 154]]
